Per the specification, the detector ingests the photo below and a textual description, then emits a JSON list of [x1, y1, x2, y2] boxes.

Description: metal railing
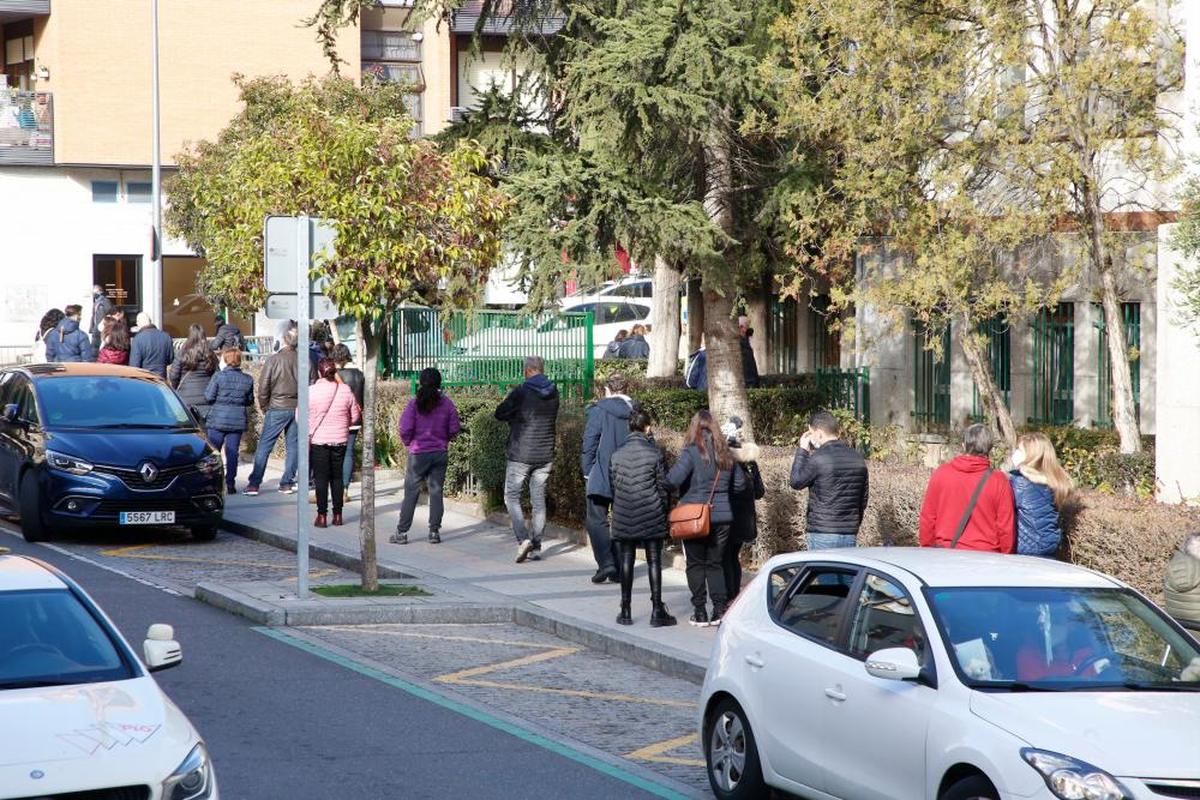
[[913, 323, 951, 432], [0, 90, 52, 165], [1030, 303, 1075, 426], [816, 367, 871, 426], [1095, 302, 1141, 428]]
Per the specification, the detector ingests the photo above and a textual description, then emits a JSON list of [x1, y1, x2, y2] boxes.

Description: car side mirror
[[144, 623, 182, 672], [864, 647, 922, 681], [1, 404, 18, 424]]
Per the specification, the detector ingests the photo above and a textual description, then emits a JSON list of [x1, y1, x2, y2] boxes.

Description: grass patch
[[312, 583, 430, 598]]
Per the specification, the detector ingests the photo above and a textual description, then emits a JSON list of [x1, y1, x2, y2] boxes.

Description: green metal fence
[[913, 322, 951, 431], [971, 315, 1011, 421], [768, 297, 799, 374], [1094, 302, 1141, 428], [809, 295, 842, 369], [1030, 303, 1075, 426], [816, 367, 871, 426], [380, 307, 595, 398]]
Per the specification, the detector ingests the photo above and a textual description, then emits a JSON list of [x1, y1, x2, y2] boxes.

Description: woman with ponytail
[[1009, 432, 1074, 557], [390, 368, 460, 545]]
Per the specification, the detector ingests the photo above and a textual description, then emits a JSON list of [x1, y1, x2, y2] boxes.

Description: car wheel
[[18, 472, 48, 543], [941, 774, 1000, 800], [191, 525, 218, 542], [705, 698, 766, 800]]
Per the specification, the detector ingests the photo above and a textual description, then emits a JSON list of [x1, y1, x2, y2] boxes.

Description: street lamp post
[[149, 0, 163, 325]]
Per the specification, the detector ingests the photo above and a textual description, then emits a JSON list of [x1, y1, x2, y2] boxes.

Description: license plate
[[119, 510, 176, 525]]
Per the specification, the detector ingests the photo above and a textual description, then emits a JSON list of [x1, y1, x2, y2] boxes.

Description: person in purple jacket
[[390, 368, 461, 545]]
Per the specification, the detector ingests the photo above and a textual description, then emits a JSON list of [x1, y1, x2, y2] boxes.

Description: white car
[[0, 552, 217, 799], [561, 300, 652, 358], [561, 276, 654, 306], [699, 548, 1200, 800]]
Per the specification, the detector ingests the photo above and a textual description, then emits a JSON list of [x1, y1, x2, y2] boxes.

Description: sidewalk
[[216, 461, 719, 682]]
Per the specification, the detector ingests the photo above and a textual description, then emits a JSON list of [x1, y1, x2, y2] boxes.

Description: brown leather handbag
[[669, 474, 720, 540]]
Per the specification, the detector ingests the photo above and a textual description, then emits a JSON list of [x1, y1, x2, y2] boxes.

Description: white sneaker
[[516, 540, 535, 564]]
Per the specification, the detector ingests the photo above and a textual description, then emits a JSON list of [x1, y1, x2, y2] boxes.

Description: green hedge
[[636, 386, 826, 445], [1022, 425, 1156, 499]]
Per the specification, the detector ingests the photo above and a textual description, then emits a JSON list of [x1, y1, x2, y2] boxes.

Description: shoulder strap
[[949, 469, 993, 549]]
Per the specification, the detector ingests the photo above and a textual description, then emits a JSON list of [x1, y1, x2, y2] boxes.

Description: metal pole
[[150, 0, 163, 326], [296, 217, 311, 597]]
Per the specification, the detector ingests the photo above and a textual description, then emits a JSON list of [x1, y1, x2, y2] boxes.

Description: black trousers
[[311, 443, 346, 516], [584, 496, 619, 573], [723, 538, 744, 599], [683, 522, 731, 612]]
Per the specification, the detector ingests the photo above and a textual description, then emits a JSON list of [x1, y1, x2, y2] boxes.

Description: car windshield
[[0, 589, 134, 689], [37, 376, 192, 429], [928, 587, 1200, 691]]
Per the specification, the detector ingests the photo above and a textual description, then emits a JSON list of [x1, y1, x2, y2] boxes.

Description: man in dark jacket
[[212, 315, 245, 353], [89, 286, 115, 354], [790, 410, 869, 549], [47, 305, 93, 363], [580, 372, 634, 583], [685, 346, 707, 390], [129, 313, 174, 379], [245, 329, 300, 496], [617, 324, 650, 359], [496, 356, 561, 563]]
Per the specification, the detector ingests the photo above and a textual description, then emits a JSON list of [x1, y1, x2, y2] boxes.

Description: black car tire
[[18, 472, 48, 543], [705, 698, 767, 800], [191, 525, 218, 542], [941, 774, 1000, 800]]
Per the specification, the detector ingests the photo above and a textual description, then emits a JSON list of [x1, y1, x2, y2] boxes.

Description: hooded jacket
[[129, 325, 175, 378], [685, 349, 707, 390], [495, 374, 560, 467], [1009, 470, 1063, 557], [46, 318, 93, 363], [667, 433, 746, 525], [790, 439, 869, 536], [609, 432, 669, 542], [731, 442, 767, 542], [212, 323, 245, 353], [617, 334, 650, 360], [581, 395, 633, 499], [919, 455, 1015, 552]]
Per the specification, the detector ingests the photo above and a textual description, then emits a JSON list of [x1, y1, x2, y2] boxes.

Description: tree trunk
[[959, 313, 1018, 449], [647, 255, 682, 378], [746, 276, 769, 374], [686, 276, 704, 354], [357, 316, 380, 592], [1083, 188, 1142, 454]]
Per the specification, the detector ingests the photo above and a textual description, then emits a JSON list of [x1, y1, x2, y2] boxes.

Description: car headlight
[[196, 452, 223, 476], [45, 450, 94, 475], [1021, 749, 1129, 800], [163, 743, 214, 800]]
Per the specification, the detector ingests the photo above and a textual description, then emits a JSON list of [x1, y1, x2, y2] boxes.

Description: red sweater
[[918, 455, 1015, 553]]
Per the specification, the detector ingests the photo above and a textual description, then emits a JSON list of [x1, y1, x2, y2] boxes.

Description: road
[[0, 525, 707, 799]]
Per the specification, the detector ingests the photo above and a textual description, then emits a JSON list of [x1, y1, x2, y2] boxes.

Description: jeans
[[247, 408, 298, 489], [342, 429, 358, 492], [396, 451, 448, 535], [311, 443, 346, 516], [504, 461, 552, 544], [683, 522, 731, 612], [808, 532, 858, 550], [723, 539, 744, 599], [585, 495, 619, 573], [206, 428, 242, 490]]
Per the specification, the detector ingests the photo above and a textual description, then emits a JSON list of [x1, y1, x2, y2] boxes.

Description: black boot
[[646, 541, 677, 627], [617, 542, 634, 625]]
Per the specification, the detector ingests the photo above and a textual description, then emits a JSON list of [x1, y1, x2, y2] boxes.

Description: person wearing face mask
[[789, 410, 869, 550], [1008, 432, 1073, 557]]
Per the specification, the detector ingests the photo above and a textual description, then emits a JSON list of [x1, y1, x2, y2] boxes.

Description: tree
[[167, 76, 508, 590], [1172, 174, 1200, 328]]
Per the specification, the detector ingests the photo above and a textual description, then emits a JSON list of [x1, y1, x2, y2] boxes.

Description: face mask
[[1011, 447, 1026, 468]]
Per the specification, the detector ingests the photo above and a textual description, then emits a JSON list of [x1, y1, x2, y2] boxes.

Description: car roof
[[0, 555, 68, 591], [765, 547, 1119, 589], [13, 363, 163, 382]]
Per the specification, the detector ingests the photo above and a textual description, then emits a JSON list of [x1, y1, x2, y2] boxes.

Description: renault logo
[[138, 462, 160, 483]]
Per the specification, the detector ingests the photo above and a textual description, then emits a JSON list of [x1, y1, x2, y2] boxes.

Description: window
[[847, 574, 926, 662], [913, 320, 950, 431], [37, 377, 191, 429], [768, 297, 798, 374], [809, 295, 841, 369], [972, 315, 1011, 421], [362, 30, 421, 62], [126, 182, 152, 204], [1030, 303, 1074, 426], [362, 29, 424, 136], [768, 565, 803, 607], [606, 281, 653, 298], [91, 181, 119, 203], [594, 303, 647, 325], [93, 256, 140, 312], [10, 379, 38, 425], [776, 568, 858, 646], [1094, 302, 1140, 428], [0, 589, 134, 687]]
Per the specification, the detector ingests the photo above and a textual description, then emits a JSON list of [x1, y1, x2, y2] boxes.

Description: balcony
[[450, 0, 563, 35], [0, 90, 52, 165], [0, 1, 50, 23]]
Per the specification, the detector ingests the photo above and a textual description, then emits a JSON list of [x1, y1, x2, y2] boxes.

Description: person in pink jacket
[[306, 358, 361, 528]]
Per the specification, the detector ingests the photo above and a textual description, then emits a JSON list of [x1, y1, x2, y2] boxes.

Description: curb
[[220, 517, 414, 580]]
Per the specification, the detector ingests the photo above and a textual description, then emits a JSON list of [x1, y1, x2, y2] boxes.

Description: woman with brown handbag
[[667, 410, 745, 627]]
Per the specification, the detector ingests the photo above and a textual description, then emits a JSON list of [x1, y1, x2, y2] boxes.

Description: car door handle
[[824, 688, 847, 702], [744, 654, 765, 669]]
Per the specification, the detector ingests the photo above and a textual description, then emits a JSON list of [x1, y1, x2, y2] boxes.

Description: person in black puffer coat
[[609, 406, 677, 628], [724, 416, 766, 597], [204, 348, 255, 493], [495, 356, 560, 563], [790, 410, 868, 549], [1008, 432, 1072, 557], [211, 315, 245, 353], [668, 410, 746, 627], [169, 325, 217, 426]]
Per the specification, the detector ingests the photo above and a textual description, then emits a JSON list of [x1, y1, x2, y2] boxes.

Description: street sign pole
[[296, 217, 311, 597]]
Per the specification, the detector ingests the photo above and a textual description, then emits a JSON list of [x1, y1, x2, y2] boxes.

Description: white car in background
[[0, 552, 216, 799], [560, 276, 654, 306], [699, 548, 1200, 800]]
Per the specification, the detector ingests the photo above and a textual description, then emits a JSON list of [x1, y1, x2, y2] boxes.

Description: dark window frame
[[769, 563, 865, 654]]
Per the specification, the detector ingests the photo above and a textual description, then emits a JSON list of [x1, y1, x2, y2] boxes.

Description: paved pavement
[[1, 526, 706, 799]]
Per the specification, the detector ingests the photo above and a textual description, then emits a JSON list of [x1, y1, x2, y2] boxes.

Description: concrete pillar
[[856, 299, 911, 429], [1009, 317, 1032, 428], [1155, 224, 1200, 504]]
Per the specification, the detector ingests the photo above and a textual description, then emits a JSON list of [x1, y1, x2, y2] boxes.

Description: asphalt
[[0, 530, 696, 800]]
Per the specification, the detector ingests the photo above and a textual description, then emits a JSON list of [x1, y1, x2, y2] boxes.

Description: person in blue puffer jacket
[[1009, 432, 1074, 557], [204, 348, 255, 494]]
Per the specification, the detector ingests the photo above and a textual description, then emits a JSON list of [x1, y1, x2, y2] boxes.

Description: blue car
[[0, 363, 224, 542]]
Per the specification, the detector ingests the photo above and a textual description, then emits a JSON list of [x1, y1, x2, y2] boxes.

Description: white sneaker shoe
[[516, 540, 535, 563]]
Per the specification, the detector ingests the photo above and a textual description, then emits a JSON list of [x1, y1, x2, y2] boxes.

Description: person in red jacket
[[919, 424, 1015, 552]]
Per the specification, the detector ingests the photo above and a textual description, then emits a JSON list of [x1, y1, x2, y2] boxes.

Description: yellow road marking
[[97, 543, 336, 578], [437, 646, 582, 681], [625, 734, 706, 767], [318, 625, 553, 650]]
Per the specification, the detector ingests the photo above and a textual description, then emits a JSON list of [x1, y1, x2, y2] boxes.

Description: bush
[[466, 407, 510, 507], [633, 386, 826, 445], [1023, 426, 1156, 498]]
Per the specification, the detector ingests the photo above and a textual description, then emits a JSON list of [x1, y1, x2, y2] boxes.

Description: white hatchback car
[[0, 552, 217, 800], [699, 548, 1200, 800]]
